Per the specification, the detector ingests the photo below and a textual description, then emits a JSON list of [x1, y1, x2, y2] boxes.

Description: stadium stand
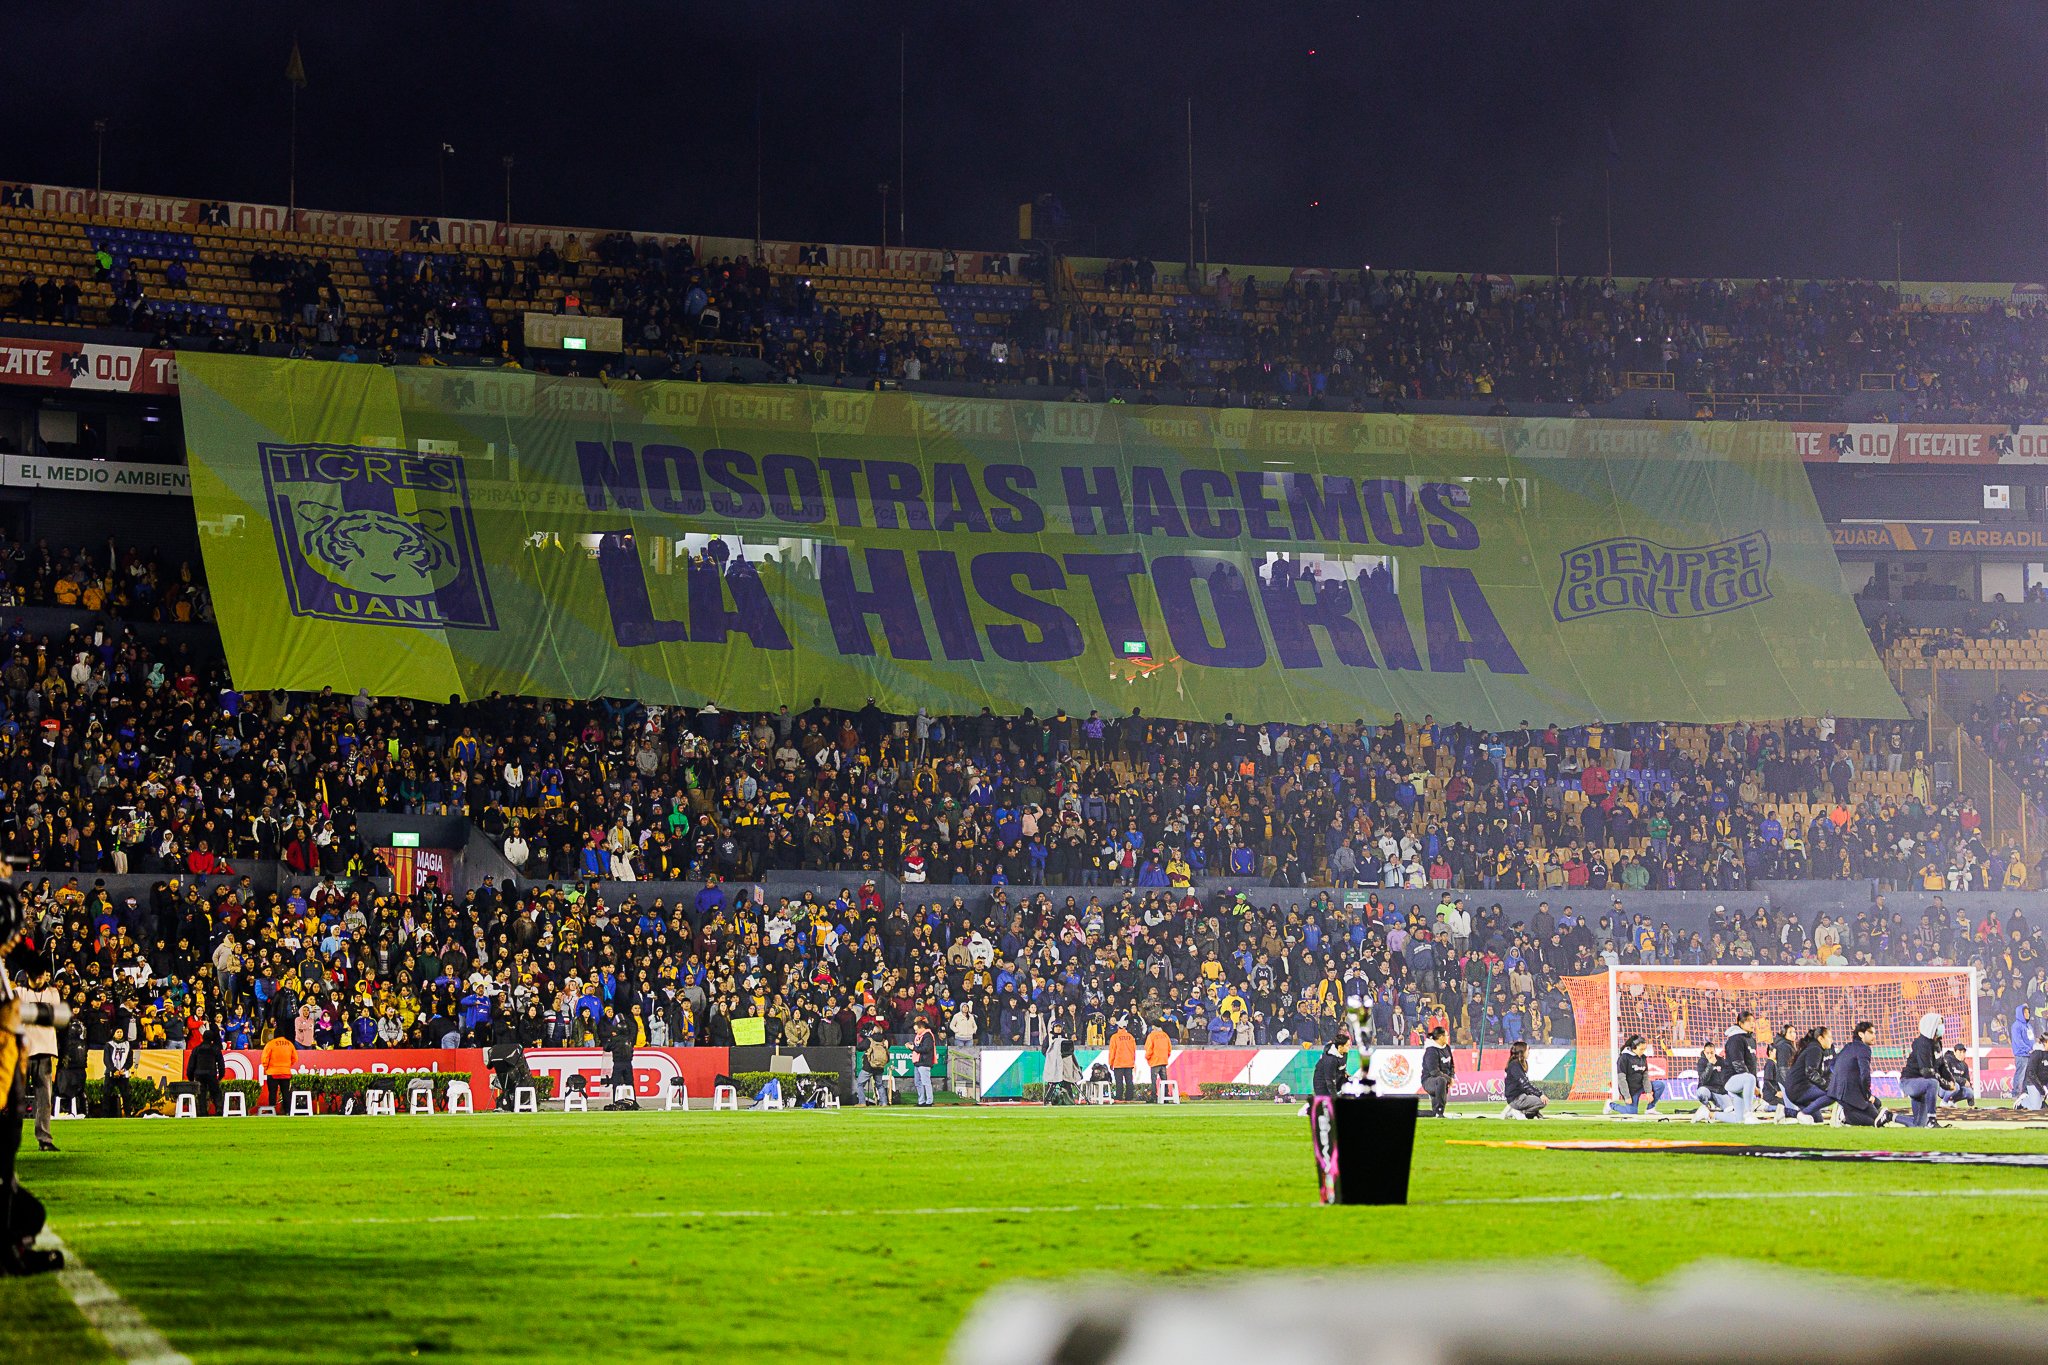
[[2, 183, 2045, 1078], [10, 186, 2048, 416]]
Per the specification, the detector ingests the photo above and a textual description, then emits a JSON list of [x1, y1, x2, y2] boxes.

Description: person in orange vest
[[260, 1032, 297, 1113], [1105, 1019, 1138, 1102], [1144, 1019, 1173, 1102]]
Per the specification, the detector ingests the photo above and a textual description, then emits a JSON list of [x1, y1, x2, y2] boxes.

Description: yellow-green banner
[[176, 355, 1902, 725]]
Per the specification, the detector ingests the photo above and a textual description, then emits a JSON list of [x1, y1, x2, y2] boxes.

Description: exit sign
[[390, 832, 420, 848]]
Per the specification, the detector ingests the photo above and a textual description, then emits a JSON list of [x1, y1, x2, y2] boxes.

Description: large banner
[[178, 354, 1902, 725], [977, 1045, 1576, 1100]]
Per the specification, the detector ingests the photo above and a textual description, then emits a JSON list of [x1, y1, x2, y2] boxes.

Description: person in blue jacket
[[2012, 1006, 2036, 1099], [1827, 1020, 1893, 1127]]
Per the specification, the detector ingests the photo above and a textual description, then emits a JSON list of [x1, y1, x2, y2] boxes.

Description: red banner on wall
[[0, 335, 178, 393], [211, 1045, 734, 1110]]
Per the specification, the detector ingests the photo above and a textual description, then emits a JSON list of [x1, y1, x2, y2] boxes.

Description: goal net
[[1561, 966, 1979, 1102]]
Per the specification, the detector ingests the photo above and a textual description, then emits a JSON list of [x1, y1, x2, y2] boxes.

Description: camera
[[15, 999, 70, 1031]]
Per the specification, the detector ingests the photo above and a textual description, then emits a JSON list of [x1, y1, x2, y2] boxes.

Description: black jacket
[[1618, 1050, 1651, 1101], [2026, 1048, 2048, 1091], [1421, 1043, 1454, 1082], [1901, 1035, 1941, 1081], [1722, 1029, 1757, 1077], [187, 1038, 224, 1084], [1787, 1041, 1829, 1101], [1312, 1048, 1347, 1097], [1504, 1059, 1539, 1101]]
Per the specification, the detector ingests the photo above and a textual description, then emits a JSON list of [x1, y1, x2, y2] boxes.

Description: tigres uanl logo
[[260, 442, 495, 630]]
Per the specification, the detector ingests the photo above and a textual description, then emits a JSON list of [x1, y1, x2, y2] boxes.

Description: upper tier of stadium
[[8, 177, 2048, 421]]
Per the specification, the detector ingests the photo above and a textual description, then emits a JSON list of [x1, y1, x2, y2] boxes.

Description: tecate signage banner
[[0, 335, 178, 394]]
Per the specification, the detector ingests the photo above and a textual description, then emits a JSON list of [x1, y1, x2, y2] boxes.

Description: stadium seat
[[445, 1081, 474, 1114], [289, 1090, 315, 1117], [223, 1091, 247, 1118], [174, 1092, 198, 1119], [712, 1084, 740, 1111], [511, 1086, 538, 1114], [664, 1079, 690, 1111]]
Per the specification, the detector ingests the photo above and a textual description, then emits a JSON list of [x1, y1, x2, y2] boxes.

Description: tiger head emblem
[[294, 504, 462, 598]]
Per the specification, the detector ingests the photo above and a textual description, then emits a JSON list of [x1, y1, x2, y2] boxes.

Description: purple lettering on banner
[[918, 550, 986, 661], [1420, 567, 1527, 675], [641, 444, 706, 516], [1234, 470, 1290, 541], [1153, 556, 1266, 669], [1362, 479, 1425, 547], [1179, 469, 1241, 540], [760, 453, 826, 523], [597, 534, 686, 646], [1355, 566, 1423, 670], [1258, 574, 1375, 669], [702, 449, 764, 520], [866, 460, 933, 531], [1129, 465, 1189, 539], [1419, 482, 1480, 550], [819, 546, 931, 660], [577, 439, 643, 511], [971, 552, 1084, 663], [928, 463, 991, 534], [1061, 465, 1127, 536], [686, 559, 791, 650], [816, 457, 866, 528], [984, 465, 1046, 534], [1286, 473, 1370, 546], [1064, 553, 1148, 649]]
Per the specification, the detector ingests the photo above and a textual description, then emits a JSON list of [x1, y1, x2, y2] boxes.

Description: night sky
[[9, 2, 2048, 281]]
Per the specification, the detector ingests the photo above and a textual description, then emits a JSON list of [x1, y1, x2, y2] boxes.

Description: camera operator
[[3, 882, 65, 1276], [187, 1018, 225, 1117]]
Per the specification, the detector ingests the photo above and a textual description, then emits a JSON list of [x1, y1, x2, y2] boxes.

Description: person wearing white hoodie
[[1714, 1011, 1762, 1123]]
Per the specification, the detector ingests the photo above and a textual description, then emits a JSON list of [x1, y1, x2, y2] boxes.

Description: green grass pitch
[[9, 1103, 2047, 1362]]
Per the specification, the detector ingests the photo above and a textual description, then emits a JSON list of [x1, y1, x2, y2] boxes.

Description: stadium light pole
[[1550, 213, 1562, 280], [1199, 199, 1210, 285], [1892, 218, 1903, 303], [439, 143, 454, 219], [91, 119, 106, 215], [501, 155, 514, 227], [878, 181, 891, 253]]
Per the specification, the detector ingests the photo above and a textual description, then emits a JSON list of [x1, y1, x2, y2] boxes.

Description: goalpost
[[1561, 965, 1980, 1102]]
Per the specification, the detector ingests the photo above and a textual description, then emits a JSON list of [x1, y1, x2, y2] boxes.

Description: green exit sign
[[561, 336, 588, 350], [390, 832, 420, 848], [1121, 640, 1149, 656]]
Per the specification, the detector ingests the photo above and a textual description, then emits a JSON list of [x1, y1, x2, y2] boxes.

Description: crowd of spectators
[[24, 213, 2048, 422], [0, 534, 2037, 1069]]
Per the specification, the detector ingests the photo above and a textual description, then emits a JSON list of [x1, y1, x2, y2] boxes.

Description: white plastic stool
[[223, 1091, 247, 1118], [822, 1092, 840, 1109], [758, 1090, 784, 1111], [511, 1086, 537, 1113], [711, 1084, 739, 1111], [289, 1090, 315, 1117], [1086, 1079, 1113, 1105], [174, 1092, 198, 1119], [664, 1080, 690, 1112], [445, 1081, 474, 1114], [562, 1087, 588, 1113], [366, 1089, 397, 1116], [409, 1086, 435, 1116], [1159, 1079, 1181, 1104]]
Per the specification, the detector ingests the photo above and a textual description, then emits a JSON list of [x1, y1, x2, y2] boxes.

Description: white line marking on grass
[[35, 1230, 192, 1365], [1438, 1187, 2048, 1209]]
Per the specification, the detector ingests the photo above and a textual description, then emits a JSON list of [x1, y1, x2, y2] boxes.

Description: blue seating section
[[934, 281, 1034, 348], [89, 228, 198, 262]]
